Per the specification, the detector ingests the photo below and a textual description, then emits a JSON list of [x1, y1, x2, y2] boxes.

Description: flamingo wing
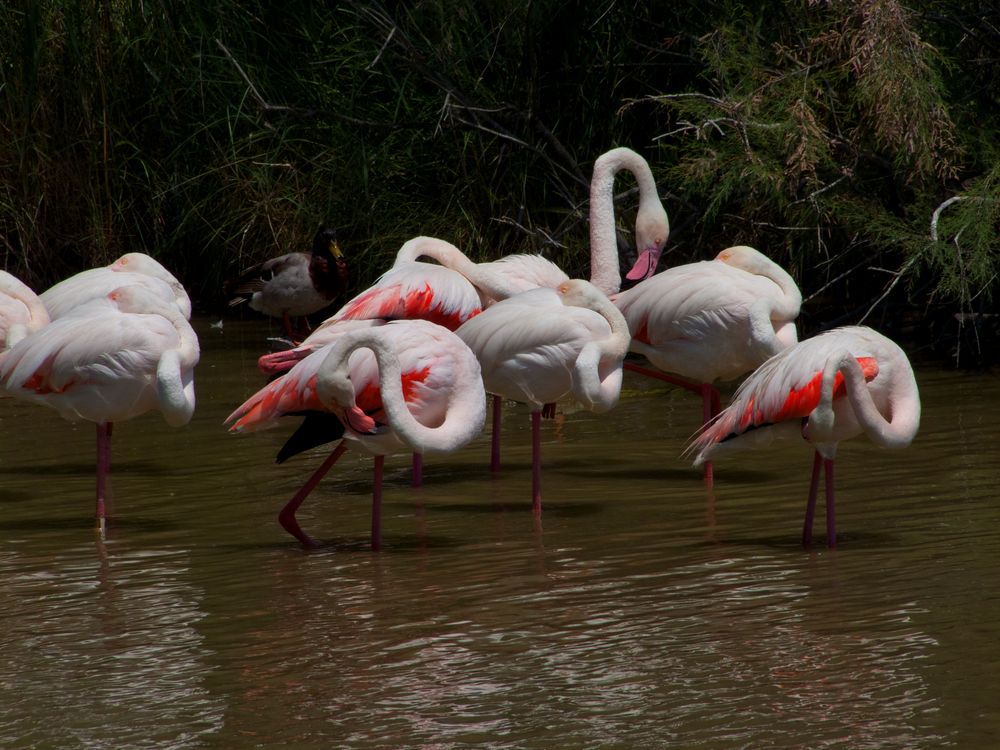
[[690, 330, 881, 455], [41, 270, 180, 320], [1, 311, 188, 422], [330, 261, 483, 331], [257, 318, 386, 376], [478, 254, 570, 297], [456, 288, 604, 407]]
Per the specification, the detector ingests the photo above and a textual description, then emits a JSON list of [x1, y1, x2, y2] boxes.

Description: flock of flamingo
[[0, 148, 921, 549]]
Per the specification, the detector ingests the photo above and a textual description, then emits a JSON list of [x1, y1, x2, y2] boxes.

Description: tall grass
[[0, 0, 996, 334]]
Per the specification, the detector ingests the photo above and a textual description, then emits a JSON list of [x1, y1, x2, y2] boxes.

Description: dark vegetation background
[[1, 0, 997, 364]]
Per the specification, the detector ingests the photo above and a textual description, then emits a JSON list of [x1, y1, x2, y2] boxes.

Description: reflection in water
[[210, 537, 949, 749], [0, 319, 997, 748], [0, 542, 224, 748]]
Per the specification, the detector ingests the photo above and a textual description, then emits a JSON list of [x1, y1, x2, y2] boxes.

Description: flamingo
[[478, 145, 671, 296], [0, 285, 200, 533], [0, 271, 50, 351], [227, 319, 486, 549], [40, 252, 192, 320], [226, 225, 349, 339], [612, 245, 802, 482], [688, 325, 921, 547], [455, 279, 631, 514]]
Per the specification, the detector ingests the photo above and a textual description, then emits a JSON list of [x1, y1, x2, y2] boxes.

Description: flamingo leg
[[624, 361, 705, 395], [281, 312, 295, 339], [627, 362, 720, 486], [824, 458, 837, 548], [700, 383, 719, 489], [411, 453, 423, 488], [95, 422, 113, 535], [531, 409, 542, 516], [278, 441, 347, 548], [371, 455, 385, 551], [802, 450, 822, 546], [490, 394, 502, 473]]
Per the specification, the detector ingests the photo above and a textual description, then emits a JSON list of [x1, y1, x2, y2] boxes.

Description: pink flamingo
[[225, 226, 349, 339], [40, 252, 192, 320], [456, 279, 631, 514], [612, 245, 802, 482], [1, 285, 200, 533], [0, 271, 50, 351], [478, 146, 671, 296], [688, 325, 920, 547], [227, 319, 486, 549]]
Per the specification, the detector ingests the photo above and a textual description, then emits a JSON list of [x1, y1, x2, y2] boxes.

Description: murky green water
[[1, 316, 998, 749]]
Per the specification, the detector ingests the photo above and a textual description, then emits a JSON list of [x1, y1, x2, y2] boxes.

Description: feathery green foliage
[[0, 0, 997, 359]]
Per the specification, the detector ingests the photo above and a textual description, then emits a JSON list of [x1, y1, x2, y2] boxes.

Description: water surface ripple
[[0, 318, 997, 748]]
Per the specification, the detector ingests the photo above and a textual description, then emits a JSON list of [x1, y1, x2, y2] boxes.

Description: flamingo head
[[106, 284, 172, 315], [714, 245, 770, 272], [557, 278, 606, 307], [625, 201, 670, 282]]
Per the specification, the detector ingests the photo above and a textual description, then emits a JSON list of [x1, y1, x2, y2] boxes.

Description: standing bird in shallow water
[[688, 326, 920, 547], [1, 285, 200, 533], [612, 245, 802, 484], [0, 271, 50, 350], [227, 319, 486, 549], [456, 279, 631, 514], [226, 225, 349, 339]]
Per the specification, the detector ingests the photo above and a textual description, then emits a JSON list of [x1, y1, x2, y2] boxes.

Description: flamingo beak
[[625, 247, 662, 281]]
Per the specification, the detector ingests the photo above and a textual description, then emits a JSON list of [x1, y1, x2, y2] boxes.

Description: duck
[[226, 225, 349, 338]]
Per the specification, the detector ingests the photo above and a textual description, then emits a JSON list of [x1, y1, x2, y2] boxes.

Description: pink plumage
[[688, 325, 920, 547], [0, 283, 199, 532], [228, 319, 486, 548]]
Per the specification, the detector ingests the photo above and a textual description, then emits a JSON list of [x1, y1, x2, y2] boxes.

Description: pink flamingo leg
[[95, 422, 113, 534], [281, 312, 295, 339], [626, 362, 720, 486], [411, 453, 423, 488], [371, 455, 385, 551], [278, 441, 347, 547], [490, 395, 502, 472], [802, 450, 822, 546], [824, 458, 837, 548], [700, 383, 720, 488], [531, 409, 542, 516], [624, 361, 705, 395]]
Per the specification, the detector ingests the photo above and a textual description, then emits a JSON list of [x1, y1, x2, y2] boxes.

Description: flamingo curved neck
[[822, 347, 921, 450], [395, 236, 521, 301], [564, 287, 631, 411], [764, 262, 802, 321], [0, 275, 49, 347], [589, 148, 667, 296], [318, 327, 485, 453]]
